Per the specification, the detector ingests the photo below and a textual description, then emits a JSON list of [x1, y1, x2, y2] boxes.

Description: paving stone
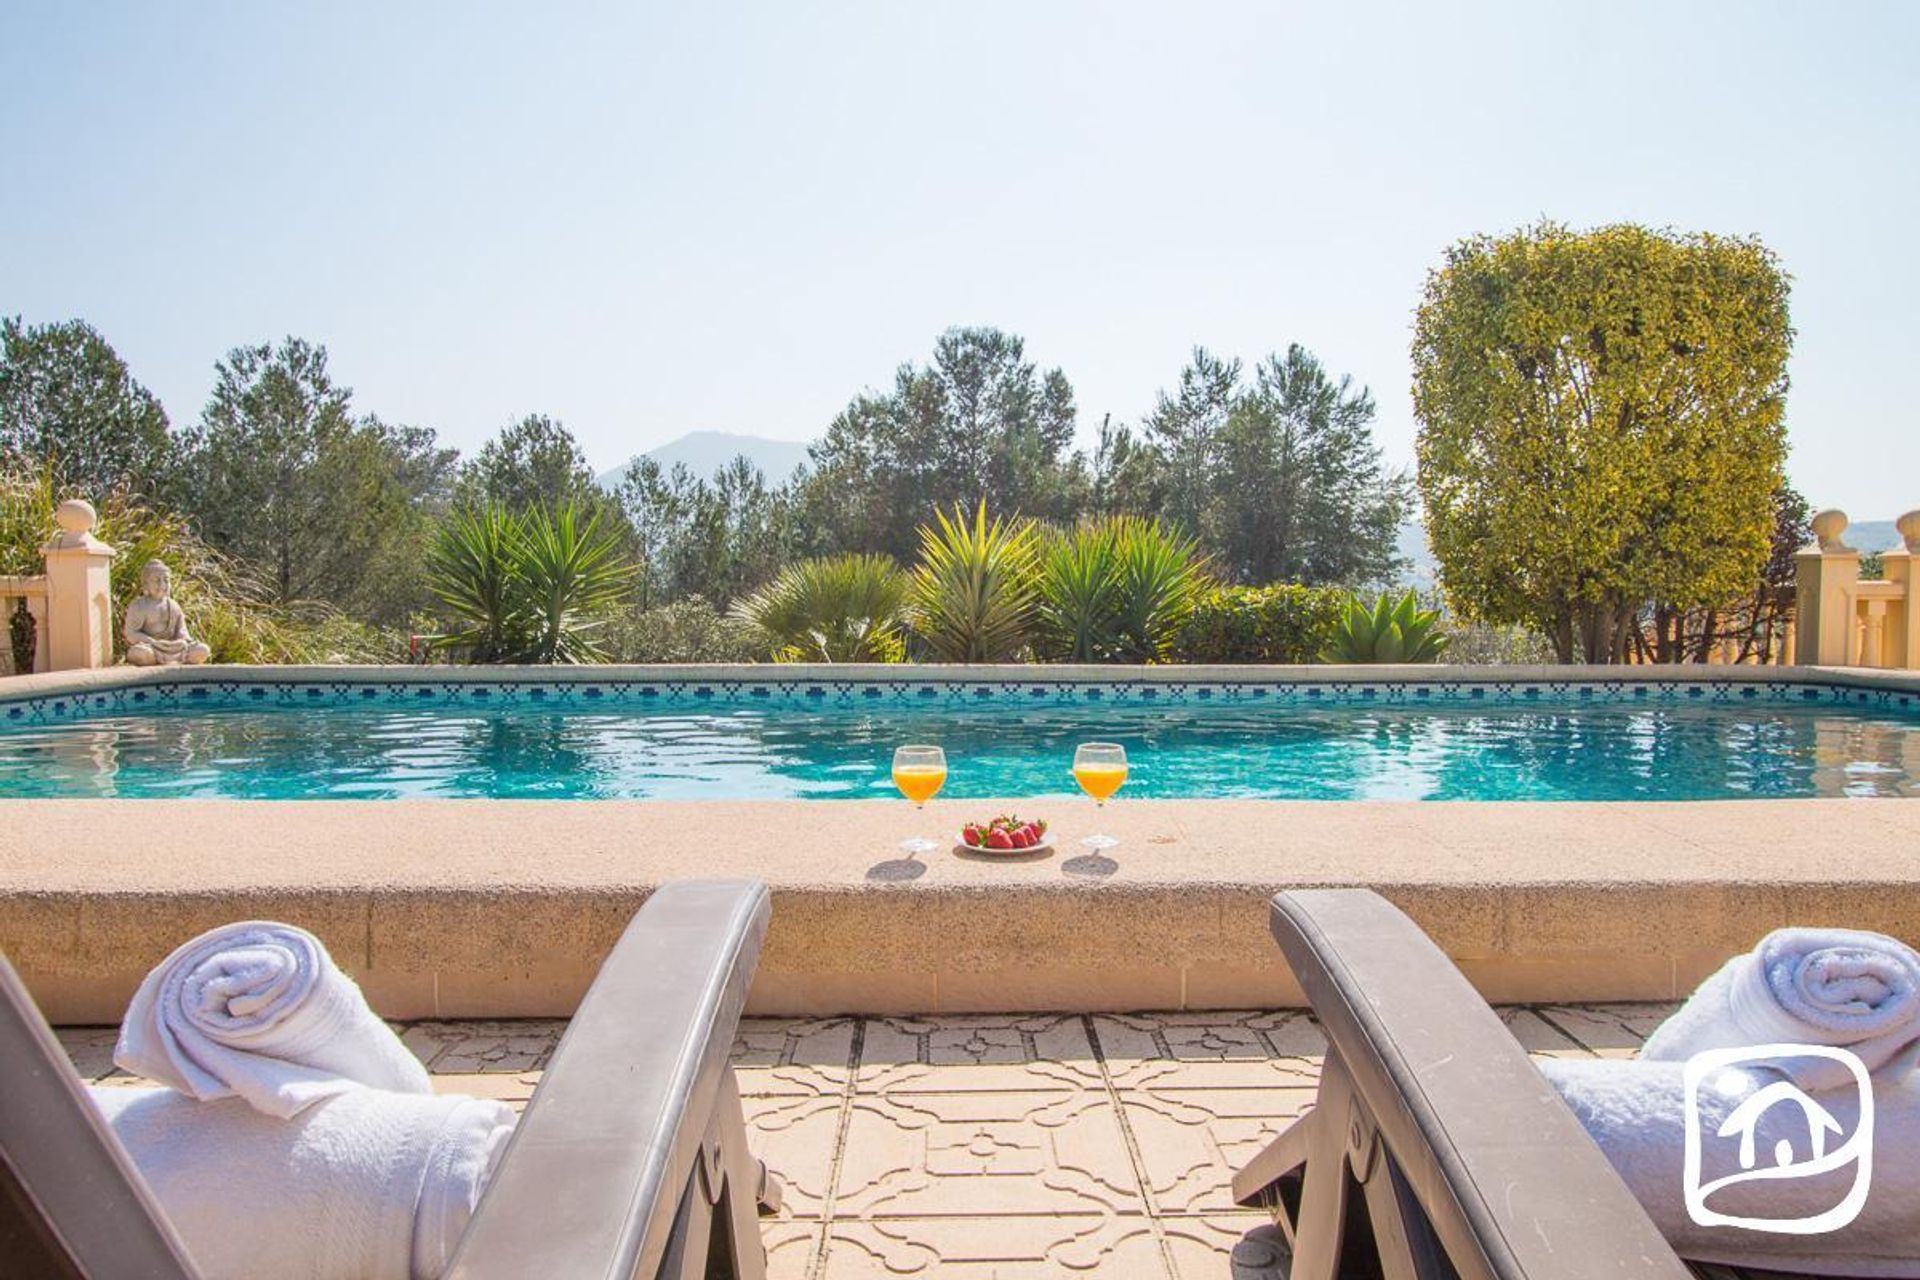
[[54, 1026, 121, 1081], [732, 1016, 857, 1097], [836, 1090, 1144, 1219], [1095, 1013, 1322, 1091], [762, 1220, 823, 1280], [1537, 1002, 1679, 1051], [1161, 1218, 1291, 1280], [399, 1019, 565, 1072], [858, 1014, 1103, 1093], [1120, 1088, 1317, 1215], [821, 1215, 1173, 1278], [743, 1093, 845, 1218], [1499, 1007, 1586, 1053], [432, 1071, 542, 1109]]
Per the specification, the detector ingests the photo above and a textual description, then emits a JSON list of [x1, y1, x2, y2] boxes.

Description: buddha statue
[[123, 561, 211, 666]]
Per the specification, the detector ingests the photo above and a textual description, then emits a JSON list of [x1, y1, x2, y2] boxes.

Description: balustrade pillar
[[39, 499, 116, 672], [1794, 509, 1861, 666]]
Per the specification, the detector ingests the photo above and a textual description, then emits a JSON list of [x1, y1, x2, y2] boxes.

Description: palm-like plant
[[427, 503, 635, 663], [731, 554, 908, 662], [515, 504, 636, 663], [426, 504, 528, 662], [908, 502, 1040, 662], [1036, 516, 1208, 662], [1322, 589, 1448, 663]]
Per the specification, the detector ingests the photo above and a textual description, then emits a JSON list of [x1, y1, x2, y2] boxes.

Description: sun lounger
[[1229, 889, 1870, 1280], [0, 878, 780, 1280]]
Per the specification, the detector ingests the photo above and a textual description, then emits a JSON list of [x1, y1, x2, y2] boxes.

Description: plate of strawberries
[[958, 814, 1052, 856]]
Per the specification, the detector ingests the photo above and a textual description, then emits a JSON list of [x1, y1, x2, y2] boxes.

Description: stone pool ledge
[[5, 797, 1920, 1022]]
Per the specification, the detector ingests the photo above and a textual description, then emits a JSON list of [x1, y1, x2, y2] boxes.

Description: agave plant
[[427, 502, 635, 663], [908, 502, 1041, 662], [1322, 589, 1448, 663], [730, 554, 908, 662]]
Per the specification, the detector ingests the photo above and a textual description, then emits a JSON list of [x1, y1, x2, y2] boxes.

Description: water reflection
[[0, 700, 1914, 801]]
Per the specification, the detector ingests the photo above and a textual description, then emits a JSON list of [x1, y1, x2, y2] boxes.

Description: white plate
[[956, 833, 1055, 856]]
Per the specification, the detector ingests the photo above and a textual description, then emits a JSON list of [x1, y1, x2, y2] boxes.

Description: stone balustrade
[[1795, 509, 1920, 669], [0, 499, 116, 678]]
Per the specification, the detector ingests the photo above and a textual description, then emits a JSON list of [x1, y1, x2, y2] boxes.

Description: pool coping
[[5, 663, 1919, 1023]]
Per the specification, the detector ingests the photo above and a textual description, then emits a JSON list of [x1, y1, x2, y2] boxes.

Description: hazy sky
[[4, 2, 1915, 515]]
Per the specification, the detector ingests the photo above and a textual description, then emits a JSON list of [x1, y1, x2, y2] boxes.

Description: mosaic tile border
[[3, 671, 1918, 727]]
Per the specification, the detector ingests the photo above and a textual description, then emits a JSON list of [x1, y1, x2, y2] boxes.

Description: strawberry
[[1022, 823, 1042, 845], [985, 828, 1013, 851], [1009, 827, 1032, 849], [962, 824, 984, 847]]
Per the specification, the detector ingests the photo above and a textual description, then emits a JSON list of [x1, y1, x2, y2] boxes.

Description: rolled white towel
[[1544, 1057, 1920, 1278], [115, 921, 431, 1118], [93, 1085, 514, 1280], [1640, 927, 1920, 1092]]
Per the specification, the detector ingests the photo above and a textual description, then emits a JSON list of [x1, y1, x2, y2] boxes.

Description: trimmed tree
[[1411, 222, 1792, 662]]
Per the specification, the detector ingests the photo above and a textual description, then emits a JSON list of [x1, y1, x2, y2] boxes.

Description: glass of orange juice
[[892, 744, 947, 855], [1073, 742, 1128, 851]]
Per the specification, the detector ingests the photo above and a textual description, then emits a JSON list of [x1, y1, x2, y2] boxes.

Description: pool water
[[0, 696, 1915, 800]]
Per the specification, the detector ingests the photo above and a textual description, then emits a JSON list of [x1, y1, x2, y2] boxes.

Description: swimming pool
[[3, 671, 1917, 800]]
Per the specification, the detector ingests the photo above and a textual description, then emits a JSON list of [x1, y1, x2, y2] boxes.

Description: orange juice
[[892, 764, 947, 805], [1073, 763, 1128, 802]]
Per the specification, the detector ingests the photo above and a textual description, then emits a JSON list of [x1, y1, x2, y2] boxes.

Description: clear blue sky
[[4, 2, 1915, 516]]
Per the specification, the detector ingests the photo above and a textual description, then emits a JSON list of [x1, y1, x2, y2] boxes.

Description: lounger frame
[[0, 878, 777, 1280]]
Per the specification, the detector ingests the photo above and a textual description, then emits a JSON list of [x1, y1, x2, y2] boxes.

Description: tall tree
[[1412, 222, 1793, 662], [180, 338, 456, 619], [616, 453, 793, 607], [0, 317, 175, 496], [1215, 346, 1408, 585], [799, 327, 1088, 558], [458, 414, 602, 514], [1139, 347, 1239, 537]]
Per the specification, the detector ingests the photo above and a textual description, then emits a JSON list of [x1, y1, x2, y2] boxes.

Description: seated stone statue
[[123, 561, 211, 666]]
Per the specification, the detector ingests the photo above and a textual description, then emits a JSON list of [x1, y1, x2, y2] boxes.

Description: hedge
[[1170, 584, 1347, 663]]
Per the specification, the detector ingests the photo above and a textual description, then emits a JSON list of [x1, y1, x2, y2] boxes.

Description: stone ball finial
[[55, 499, 97, 535], [1898, 510, 1920, 554], [1810, 509, 1851, 553]]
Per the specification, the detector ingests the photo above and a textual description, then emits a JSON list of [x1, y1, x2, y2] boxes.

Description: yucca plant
[[426, 503, 635, 663], [1035, 522, 1123, 661], [908, 502, 1040, 662], [1322, 589, 1448, 663], [731, 554, 908, 662], [1107, 515, 1207, 662], [427, 504, 529, 662]]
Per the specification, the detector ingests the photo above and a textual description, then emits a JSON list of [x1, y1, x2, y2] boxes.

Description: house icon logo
[[1683, 1044, 1874, 1234]]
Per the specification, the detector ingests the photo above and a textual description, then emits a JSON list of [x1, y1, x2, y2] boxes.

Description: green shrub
[[908, 502, 1040, 662], [1322, 589, 1448, 663], [731, 554, 908, 662], [1036, 516, 1208, 662], [426, 501, 635, 663], [605, 596, 757, 663], [1172, 584, 1346, 663]]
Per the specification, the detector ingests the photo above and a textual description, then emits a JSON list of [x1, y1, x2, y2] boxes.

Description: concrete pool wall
[[2, 663, 1919, 1022]]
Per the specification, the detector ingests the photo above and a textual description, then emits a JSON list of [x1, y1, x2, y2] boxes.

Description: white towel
[[93, 1085, 514, 1280], [1543, 1058, 1920, 1278], [1640, 927, 1920, 1091], [115, 921, 431, 1118]]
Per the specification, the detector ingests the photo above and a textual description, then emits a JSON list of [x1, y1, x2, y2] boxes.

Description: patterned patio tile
[[1161, 1218, 1291, 1280], [743, 1092, 846, 1218], [399, 1019, 566, 1072], [857, 1014, 1103, 1093], [1094, 1012, 1322, 1091], [732, 1016, 858, 1096], [1119, 1087, 1318, 1216], [763, 1220, 824, 1280], [835, 1089, 1144, 1219], [54, 1026, 122, 1081], [821, 1214, 1173, 1278], [1536, 1002, 1679, 1054]]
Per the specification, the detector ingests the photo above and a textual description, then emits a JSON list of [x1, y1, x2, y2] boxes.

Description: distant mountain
[[1847, 520, 1902, 553], [597, 431, 812, 489]]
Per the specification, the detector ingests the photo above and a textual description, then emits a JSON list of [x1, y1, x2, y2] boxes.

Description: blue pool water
[[1, 679, 1916, 800]]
